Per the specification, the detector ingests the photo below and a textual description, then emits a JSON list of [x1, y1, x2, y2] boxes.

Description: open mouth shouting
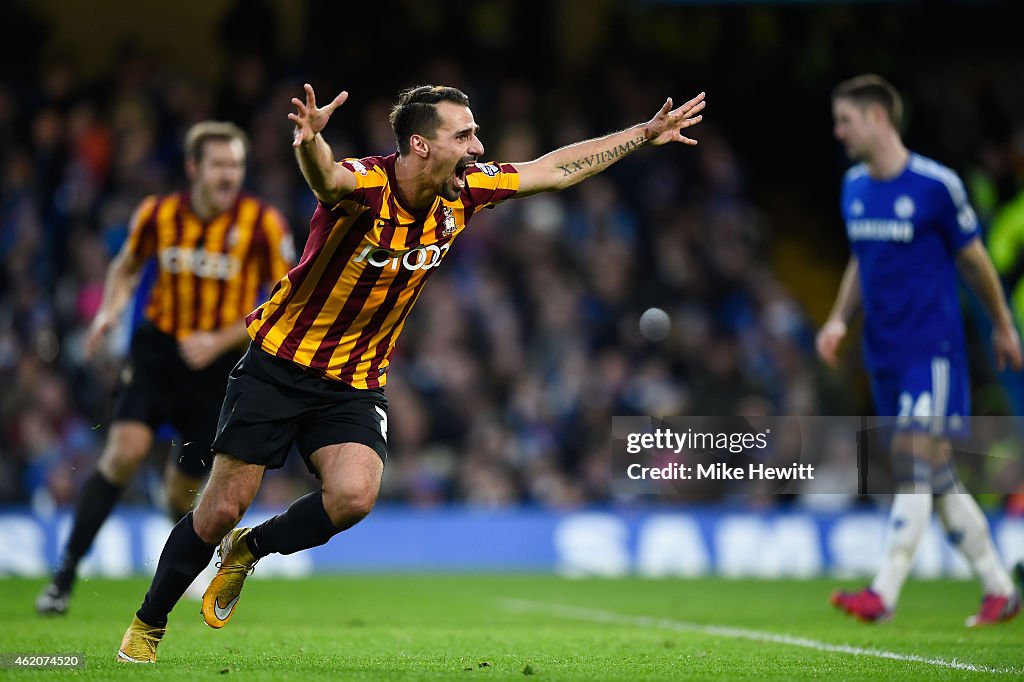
[[441, 156, 477, 200], [453, 157, 474, 190]]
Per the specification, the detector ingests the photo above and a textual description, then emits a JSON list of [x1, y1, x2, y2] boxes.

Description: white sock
[[871, 493, 932, 609], [936, 493, 1015, 597]]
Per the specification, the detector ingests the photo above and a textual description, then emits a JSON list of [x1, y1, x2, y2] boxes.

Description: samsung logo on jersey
[[159, 247, 240, 279], [353, 243, 451, 271], [846, 220, 914, 243]]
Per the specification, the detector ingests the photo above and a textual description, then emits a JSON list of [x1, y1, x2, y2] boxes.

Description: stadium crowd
[[1, 0, 1022, 512]]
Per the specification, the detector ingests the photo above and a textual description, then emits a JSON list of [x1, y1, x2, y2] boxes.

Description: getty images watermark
[[621, 425, 813, 482], [611, 415, 1024, 497]]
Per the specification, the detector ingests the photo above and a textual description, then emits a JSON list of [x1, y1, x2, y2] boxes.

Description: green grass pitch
[[0, 576, 1021, 680]]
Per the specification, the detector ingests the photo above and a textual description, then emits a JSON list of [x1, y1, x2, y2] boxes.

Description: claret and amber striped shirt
[[247, 154, 519, 389], [124, 192, 294, 339]]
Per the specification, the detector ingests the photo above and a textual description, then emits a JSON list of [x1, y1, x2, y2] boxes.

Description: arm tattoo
[[558, 134, 647, 177]]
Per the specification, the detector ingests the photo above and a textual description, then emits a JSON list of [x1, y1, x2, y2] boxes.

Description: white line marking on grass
[[501, 599, 1022, 675]]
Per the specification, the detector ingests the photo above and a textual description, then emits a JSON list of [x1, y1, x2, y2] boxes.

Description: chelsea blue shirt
[[842, 153, 979, 372]]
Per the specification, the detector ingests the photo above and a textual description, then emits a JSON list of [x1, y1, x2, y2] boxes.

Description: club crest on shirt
[[894, 195, 915, 219], [440, 206, 457, 237], [849, 199, 864, 216], [477, 162, 500, 177]]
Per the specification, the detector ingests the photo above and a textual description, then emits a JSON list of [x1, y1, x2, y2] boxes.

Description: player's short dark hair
[[184, 121, 249, 164], [832, 74, 903, 129], [389, 85, 471, 155]]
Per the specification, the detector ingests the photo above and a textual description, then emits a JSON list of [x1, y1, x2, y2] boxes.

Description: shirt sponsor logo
[[846, 220, 915, 243], [353, 242, 451, 271], [159, 247, 241, 279]]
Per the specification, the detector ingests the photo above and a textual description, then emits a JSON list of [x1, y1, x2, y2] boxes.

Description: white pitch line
[[501, 598, 1022, 675]]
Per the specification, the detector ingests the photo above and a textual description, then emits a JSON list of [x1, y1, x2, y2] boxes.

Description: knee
[[98, 446, 147, 484], [322, 485, 379, 528], [193, 497, 246, 544]]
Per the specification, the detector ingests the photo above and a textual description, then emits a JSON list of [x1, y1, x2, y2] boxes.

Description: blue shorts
[[869, 355, 969, 437]]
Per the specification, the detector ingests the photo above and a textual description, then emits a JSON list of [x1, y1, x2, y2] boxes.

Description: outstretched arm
[[815, 256, 862, 368], [956, 238, 1023, 371], [512, 92, 706, 197], [289, 83, 357, 206]]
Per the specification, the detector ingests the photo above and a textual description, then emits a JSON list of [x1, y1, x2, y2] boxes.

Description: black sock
[[54, 471, 124, 592], [137, 512, 215, 628], [246, 492, 338, 558]]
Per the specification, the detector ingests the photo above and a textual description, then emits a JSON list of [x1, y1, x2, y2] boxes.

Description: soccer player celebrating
[[817, 75, 1022, 626], [37, 122, 294, 616], [115, 83, 705, 662]]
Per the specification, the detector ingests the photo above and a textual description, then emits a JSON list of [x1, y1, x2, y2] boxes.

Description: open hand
[[289, 83, 349, 148], [644, 92, 706, 146]]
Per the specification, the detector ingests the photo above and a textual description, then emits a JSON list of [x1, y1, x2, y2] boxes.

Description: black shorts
[[211, 343, 389, 476], [113, 323, 240, 476]]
